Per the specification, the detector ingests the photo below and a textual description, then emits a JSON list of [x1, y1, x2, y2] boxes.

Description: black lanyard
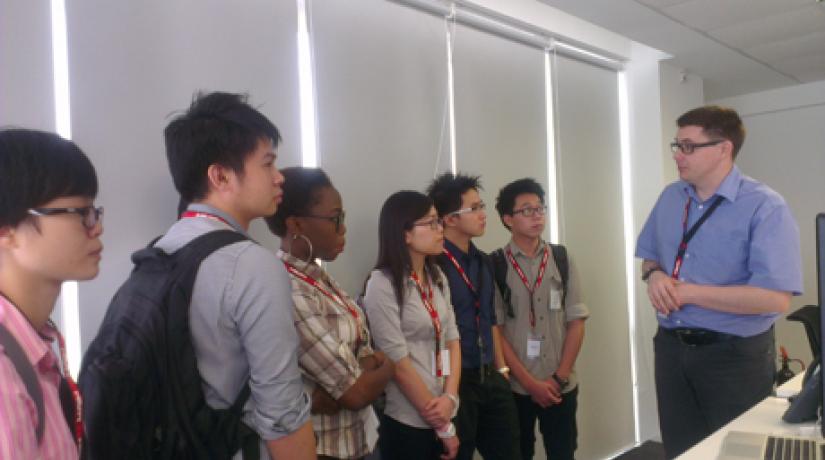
[[671, 195, 724, 279]]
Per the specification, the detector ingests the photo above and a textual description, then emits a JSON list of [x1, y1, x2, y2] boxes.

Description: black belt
[[661, 327, 742, 346]]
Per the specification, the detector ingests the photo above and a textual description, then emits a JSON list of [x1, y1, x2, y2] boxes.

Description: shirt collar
[[444, 238, 478, 260], [277, 250, 328, 281], [681, 165, 742, 204], [186, 203, 249, 237], [0, 295, 56, 369], [505, 239, 562, 282], [507, 238, 546, 259]]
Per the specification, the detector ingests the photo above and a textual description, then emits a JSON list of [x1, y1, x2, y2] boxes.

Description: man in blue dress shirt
[[636, 105, 803, 458]]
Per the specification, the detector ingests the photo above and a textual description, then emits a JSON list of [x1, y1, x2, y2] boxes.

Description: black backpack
[[491, 244, 569, 319], [78, 230, 259, 460]]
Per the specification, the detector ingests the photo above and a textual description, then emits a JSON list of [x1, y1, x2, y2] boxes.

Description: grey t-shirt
[[154, 204, 310, 455], [363, 268, 460, 429]]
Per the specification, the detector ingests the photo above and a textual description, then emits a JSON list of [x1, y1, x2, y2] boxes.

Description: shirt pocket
[[702, 235, 749, 283]]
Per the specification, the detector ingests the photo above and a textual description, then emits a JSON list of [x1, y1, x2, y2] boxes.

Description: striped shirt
[[0, 295, 78, 460], [279, 251, 377, 459]]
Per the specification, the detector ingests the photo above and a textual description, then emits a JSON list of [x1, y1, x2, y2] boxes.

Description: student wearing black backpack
[[492, 178, 588, 460], [80, 92, 315, 460], [0, 129, 103, 460]]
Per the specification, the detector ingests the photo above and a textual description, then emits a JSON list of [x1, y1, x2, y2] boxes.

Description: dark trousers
[[513, 387, 579, 460], [654, 327, 775, 459], [455, 367, 521, 460], [378, 413, 443, 460]]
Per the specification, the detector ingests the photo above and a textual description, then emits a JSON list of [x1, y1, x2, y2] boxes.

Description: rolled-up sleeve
[[228, 246, 311, 441], [292, 289, 360, 399], [363, 272, 409, 363], [562, 255, 590, 322]]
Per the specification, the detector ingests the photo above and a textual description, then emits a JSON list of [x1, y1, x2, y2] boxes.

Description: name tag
[[550, 289, 562, 311], [527, 339, 542, 359], [431, 349, 451, 376]]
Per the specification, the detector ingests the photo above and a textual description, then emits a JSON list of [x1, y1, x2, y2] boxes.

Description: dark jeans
[[513, 387, 579, 460], [378, 413, 443, 460], [654, 327, 775, 459], [455, 367, 521, 460]]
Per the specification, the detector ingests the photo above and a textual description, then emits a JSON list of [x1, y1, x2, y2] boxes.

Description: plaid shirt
[[279, 251, 376, 459]]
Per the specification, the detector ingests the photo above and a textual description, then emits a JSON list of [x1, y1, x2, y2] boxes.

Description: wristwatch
[[642, 266, 664, 282], [497, 366, 510, 376], [552, 373, 570, 391]]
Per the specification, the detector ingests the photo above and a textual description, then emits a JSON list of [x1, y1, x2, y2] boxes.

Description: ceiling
[[538, 0, 825, 100]]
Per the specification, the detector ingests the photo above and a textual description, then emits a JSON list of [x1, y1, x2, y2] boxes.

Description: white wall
[[712, 79, 825, 367]]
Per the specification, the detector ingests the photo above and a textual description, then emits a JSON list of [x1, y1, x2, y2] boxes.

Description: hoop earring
[[288, 233, 314, 268]]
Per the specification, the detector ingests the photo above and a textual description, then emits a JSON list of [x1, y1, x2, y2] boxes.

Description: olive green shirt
[[495, 239, 589, 395]]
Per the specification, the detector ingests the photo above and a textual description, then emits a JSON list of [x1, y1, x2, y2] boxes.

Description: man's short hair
[[0, 128, 98, 228], [426, 172, 482, 217], [495, 178, 545, 229], [677, 105, 746, 159], [164, 91, 282, 203]]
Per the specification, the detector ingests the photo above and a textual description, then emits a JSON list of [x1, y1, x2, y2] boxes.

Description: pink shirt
[[0, 296, 79, 460]]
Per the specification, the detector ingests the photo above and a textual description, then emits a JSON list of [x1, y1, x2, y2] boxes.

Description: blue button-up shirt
[[635, 166, 803, 337], [439, 239, 496, 368]]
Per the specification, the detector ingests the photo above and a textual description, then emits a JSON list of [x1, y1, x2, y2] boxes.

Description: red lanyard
[[410, 271, 444, 377], [442, 248, 485, 354], [671, 199, 692, 279], [52, 324, 83, 449], [283, 261, 365, 345], [180, 210, 230, 226], [505, 245, 549, 329]]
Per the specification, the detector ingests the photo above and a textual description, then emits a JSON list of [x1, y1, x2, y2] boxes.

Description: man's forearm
[[554, 319, 585, 379], [492, 325, 507, 369], [678, 283, 792, 315], [266, 420, 317, 460]]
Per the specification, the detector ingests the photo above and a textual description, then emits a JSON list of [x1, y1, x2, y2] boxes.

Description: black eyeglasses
[[670, 139, 724, 155], [298, 210, 346, 234], [412, 217, 444, 230], [450, 202, 486, 216], [28, 206, 104, 230], [512, 205, 547, 217]]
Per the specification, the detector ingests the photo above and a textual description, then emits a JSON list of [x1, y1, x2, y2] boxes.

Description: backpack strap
[[490, 249, 515, 319], [0, 323, 45, 444], [164, 229, 256, 458], [549, 244, 569, 308]]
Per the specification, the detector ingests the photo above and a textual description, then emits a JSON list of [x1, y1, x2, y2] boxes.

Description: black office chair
[[786, 305, 821, 358]]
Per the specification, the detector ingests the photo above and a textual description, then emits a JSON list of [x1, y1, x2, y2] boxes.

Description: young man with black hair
[[492, 178, 588, 460], [0, 129, 103, 459], [636, 106, 802, 458], [155, 92, 315, 459], [426, 172, 520, 460]]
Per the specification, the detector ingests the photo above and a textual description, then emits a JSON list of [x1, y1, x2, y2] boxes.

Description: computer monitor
[[817, 213, 825, 437]]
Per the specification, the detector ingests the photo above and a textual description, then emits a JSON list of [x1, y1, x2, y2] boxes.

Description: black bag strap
[[549, 244, 569, 308], [0, 323, 45, 443], [490, 249, 515, 318], [163, 229, 256, 459]]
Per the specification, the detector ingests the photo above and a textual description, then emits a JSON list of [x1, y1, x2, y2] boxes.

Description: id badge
[[527, 338, 542, 359], [550, 289, 562, 310], [431, 349, 451, 376]]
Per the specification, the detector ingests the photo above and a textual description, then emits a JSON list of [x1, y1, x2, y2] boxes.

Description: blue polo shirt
[[439, 239, 496, 369], [635, 166, 803, 337]]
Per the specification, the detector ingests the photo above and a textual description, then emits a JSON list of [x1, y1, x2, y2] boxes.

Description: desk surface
[[677, 373, 820, 459]]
